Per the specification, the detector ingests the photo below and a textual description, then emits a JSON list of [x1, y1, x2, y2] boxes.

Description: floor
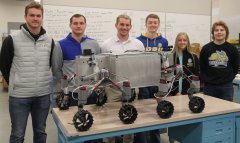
[[0, 82, 175, 143]]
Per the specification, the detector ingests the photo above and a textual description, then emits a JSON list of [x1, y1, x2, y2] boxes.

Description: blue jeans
[[9, 94, 50, 143], [134, 130, 160, 143], [203, 82, 233, 101], [136, 86, 160, 143]]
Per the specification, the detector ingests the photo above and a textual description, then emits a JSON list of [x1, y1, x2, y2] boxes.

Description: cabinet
[[236, 117, 240, 143], [168, 116, 235, 143], [203, 134, 233, 143], [202, 117, 234, 143]]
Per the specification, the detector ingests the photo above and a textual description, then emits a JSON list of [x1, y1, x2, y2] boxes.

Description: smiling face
[[213, 25, 226, 43], [211, 21, 229, 43], [173, 32, 191, 54], [24, 8, 43, 30], [70, 16, 86, 36], [115, 17, 132, 37], [146, 17, 159, 34], [177, 35, 188, 51]]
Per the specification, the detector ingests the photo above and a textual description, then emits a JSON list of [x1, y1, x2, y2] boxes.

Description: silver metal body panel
[[166, 52, 174, 68], [75, 55, 109, 85], [75, 52, 174, 88], [108, 53, 162, 88], [161, 52, 174, 81]]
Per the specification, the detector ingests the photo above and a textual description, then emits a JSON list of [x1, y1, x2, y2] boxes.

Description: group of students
[[0, 1, 239, 143]]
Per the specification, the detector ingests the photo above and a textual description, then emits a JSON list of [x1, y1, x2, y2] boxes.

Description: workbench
[[52, 94, 240, 143]]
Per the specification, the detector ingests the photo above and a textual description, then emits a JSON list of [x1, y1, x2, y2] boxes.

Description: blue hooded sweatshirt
[[137, 32, 168, 52]]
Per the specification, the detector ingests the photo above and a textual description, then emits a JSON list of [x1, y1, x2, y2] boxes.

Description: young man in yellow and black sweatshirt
[[200, 21, 239, 101]]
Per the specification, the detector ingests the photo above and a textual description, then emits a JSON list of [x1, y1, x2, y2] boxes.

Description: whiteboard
[[43, 5, 210, 46], [43, 5, 165, 43], [166, 13, 211, 46]]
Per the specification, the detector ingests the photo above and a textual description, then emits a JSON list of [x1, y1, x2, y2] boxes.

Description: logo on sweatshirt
[[187, 58, 193, 67], [145, 47, 162, 52], [208, 50, 228, 68]]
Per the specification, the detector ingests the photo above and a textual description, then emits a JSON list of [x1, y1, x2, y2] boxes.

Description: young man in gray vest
[[0, 2, 54, 143]]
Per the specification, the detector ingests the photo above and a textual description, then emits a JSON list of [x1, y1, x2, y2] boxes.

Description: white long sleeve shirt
[[101, 36, 145, 54]]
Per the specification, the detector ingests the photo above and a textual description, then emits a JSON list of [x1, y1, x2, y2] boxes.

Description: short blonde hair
[[116, 14, 131, 25]]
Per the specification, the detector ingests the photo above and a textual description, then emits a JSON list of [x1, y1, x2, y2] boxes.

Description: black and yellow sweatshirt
[[200, 41, 239, 85]]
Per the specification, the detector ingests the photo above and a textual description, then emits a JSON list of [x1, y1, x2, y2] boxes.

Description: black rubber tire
[[189, 96, 205, 113], [72, 109, 94, 131], [56, 93, 70, 110], [94, 88, 108, 106], [119, 104, 138, 124], [156, 100, 174, 119]]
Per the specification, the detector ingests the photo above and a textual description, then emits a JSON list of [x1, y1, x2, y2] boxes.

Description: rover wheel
[[72, 109, 93, 131], [119, 104, 138, 124], [95, 88, 108, 106], [56, 93, 70, 110], [189, 96, 205, 113], [156, 100, 174, 119]]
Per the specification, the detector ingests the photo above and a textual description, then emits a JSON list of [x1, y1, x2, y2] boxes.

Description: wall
[[42, 0, 212, 46], [0, 0, 28, 45], [218, 0, 239, 17], [220, 0, 240, 39], [212, 0, 240, 39], [0, 0, 211, 46], [1, 0, 239, 40], [43, 5, 211, 46], [43, 0, 211, 15]]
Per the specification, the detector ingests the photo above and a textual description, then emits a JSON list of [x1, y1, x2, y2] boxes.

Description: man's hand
[[176, 92, 182, 96]]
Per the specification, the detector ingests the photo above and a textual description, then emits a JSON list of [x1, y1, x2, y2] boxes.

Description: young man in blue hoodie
[[135, 14, 168, 143], [52, 14, 101, 107], [137, 14, 168, 52], [52, 14, 101, 143], [137, 14, 168, 100]]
